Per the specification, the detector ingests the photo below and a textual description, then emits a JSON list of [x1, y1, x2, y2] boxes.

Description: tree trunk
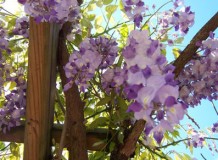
[[57, 22, 88, 160]]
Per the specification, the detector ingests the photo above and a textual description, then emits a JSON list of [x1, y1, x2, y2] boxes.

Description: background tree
[[0, 0, 218, 159]]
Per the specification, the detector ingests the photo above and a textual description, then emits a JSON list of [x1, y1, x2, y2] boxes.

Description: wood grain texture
[[0, 124, 108, 151], [23, 18, 60, 160]]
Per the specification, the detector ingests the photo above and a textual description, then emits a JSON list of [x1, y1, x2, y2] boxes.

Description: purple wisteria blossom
[[0, 21, 26, 133], [212, 122, 218, 133], [122, 0, 146, 27], [123, 30, 186, 144], [64, 37, 118, 92], [13, 17, 29, 38], [178, 34, 218, 106], [158, 1, 195, 36], [101, 67, 127, 94], [187, 125, 206, 148], [18, 0, 80, 23]]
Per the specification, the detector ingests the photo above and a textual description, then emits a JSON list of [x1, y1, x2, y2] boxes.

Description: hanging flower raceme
[[187, 125, 206, 148], [122, 0, 147, 27], [123, 30, 187, 144], [101, 67, 128, 94], [178, 34, 218, 107], [0, 68, 26, 133], [13, 17, 29, 38], [0, 21, 26, 133], [64, 36, 118, 92], [158, 0, 195, 37], [18, 0, 80, 23]]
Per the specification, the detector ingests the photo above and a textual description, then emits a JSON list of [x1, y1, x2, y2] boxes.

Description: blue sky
[[1, 0, 218, 159]]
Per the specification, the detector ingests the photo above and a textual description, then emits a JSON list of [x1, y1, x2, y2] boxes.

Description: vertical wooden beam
[[24, 18, 60, 160]]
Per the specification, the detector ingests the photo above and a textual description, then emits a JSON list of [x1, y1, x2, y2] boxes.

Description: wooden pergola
[[0, 7, 217, 160], [0, 19, 108, 159]]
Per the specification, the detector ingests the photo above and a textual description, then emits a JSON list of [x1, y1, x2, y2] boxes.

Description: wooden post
[[24, 18, 60, 160]]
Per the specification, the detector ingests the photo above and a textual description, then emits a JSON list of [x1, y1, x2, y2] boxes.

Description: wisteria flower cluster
[[13, 17, 29, 38], [0, 21, 26, 133], [178, 36, 218, 107], [0, 67, 26, 133], [186, 124, 218, 155], [187, 125, 206, 148], [123, 30, 186, 144], [64, 36, 118, 92], [212, 122, 218, 133], [101, 67, 127, 94], [18, 0, 80, 23], [122, 0, 147, 27], [158, 1, 195, 35], [0, 22, 10, 54]]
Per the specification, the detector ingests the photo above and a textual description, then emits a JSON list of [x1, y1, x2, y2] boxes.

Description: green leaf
[[171, 130, 180, 138], [96, 96, 111, 106], [141, 23, 150, 33], [174, 37, 184, 44], [87, 4, 96, 11], [118, 24, 129, 38], [189, 145, 193, 154], [84, 107, 95, 117], [81, 18, 93, 28], [105, 5, 118, 14], [73, 34, 83, 46], [94, 151, 105, 159], [10, 81, 17, 90], [116, 55, 123, 67], [119, 0, 125, 12], [96, 1, 103, 7], [89, 117, 108, 129], [10, 143, 20, 157], [87, 14, 96, 21], [0, 142, 5, 150], [94, 16, 103, 33], [92, 141, 105, 147], [103, 0, 113, 5], [161, 48, 167, 56], [117, 97, 128, 110], [109, 142, 116, 152], [118, 131, 124, 144], [173, 48, 180, 59], [183, 153, 192, 160]]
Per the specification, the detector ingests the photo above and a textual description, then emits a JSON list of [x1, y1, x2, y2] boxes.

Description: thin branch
[[0, 143, 10, 151], [140, 0, 173, 30], [211, 101, 218, 115], [156, 138, 190, 149], [201, 153, 207, 160], [85, 108, 109, 120], [54, 111, 61, 124], [0, 7, 19, 17], [57, 111, 67, 160], [138, 140, 169, 160], [91, 20, 130, 38], [186, 113, 200, 129], [157, 137, 218, 150]]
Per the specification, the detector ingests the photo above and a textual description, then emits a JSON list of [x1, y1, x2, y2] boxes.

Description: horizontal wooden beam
[[0, 124, 109, 151]]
